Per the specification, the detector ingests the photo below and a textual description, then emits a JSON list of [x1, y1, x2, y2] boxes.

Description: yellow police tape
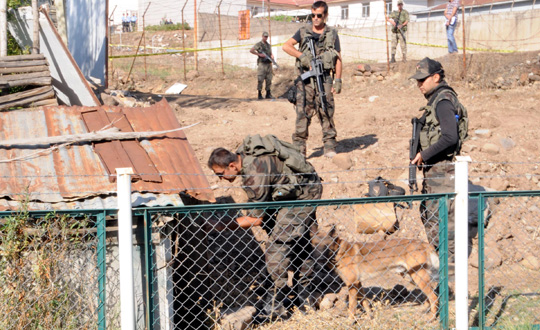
[[109, 42, 287, 59], [339, 32, 516, 54], [110, 34, 515, 59]]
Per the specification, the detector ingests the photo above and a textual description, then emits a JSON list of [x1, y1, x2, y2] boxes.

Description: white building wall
[[65, 0, 106, 82]]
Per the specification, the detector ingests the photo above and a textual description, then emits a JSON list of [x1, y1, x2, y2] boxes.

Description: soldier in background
[[387, 0, 409, 63], [250, 32, 274, 100], [282, 0, 342, 158]]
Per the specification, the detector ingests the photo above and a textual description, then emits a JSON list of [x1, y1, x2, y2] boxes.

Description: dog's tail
[[428, 249, 440, 282]]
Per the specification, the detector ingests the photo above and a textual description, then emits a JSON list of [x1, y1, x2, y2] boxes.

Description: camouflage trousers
[[420, 161, 458, 260], [292, 79, 337, 155], [391, 31, 407, 57], [257, 62, 273, 92]]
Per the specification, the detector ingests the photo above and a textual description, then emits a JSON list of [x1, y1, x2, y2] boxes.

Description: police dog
[[329, 234, 439, 319]]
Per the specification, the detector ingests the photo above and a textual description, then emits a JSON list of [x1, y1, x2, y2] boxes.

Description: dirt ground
[[109, 30, 540, 328]]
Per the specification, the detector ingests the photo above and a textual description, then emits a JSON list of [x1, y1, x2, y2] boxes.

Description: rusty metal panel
[[0, 100, 214, 209]]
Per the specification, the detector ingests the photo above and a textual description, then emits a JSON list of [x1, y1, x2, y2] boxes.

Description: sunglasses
[[311, 13, 324, 18]]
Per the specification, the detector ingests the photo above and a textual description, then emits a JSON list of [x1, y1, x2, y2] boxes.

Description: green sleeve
[[402, 10, 410, 23]]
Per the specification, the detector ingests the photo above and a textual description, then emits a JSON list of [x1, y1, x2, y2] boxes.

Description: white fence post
[[454, 156, 471, 330], [117, 167, 135, 330]]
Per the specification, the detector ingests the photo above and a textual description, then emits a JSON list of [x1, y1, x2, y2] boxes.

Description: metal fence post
[[117, 167, 135, 330], [97, 211, 107, 330], [455, 156, 471, 330], [438, 195, 449, 330]]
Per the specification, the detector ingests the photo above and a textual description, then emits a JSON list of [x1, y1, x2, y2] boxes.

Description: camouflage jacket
[[390, 9, 409, 32], [240, 153, 322, 217], [253, 41, 272, 65]]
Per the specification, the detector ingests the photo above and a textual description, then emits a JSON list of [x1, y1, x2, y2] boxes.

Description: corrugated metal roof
[[0, 99, 215, 210]]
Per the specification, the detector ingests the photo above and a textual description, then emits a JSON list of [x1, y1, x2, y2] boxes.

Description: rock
[[461, 144, 477, 153], [499, 137, 515, 150], [332, 153, 353, 170], [520, 256, 540, 270], [377, 75, 384, 81], [363, 71, 372, 77], [529, 74, 540, 81], [101, 93, 119, 106], [470, 242, 502, 269], [474, 129, 491, 137], [221, 306, 256, 330], [481, 143, 500, 155], [368, 95, 379, 102], [319, 293, 338, 310], [519, 73, 529, 85], [357, 63, 372, 72], [490, 178, 510, 191]]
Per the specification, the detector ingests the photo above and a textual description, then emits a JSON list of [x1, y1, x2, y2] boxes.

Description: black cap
[[409, 57, 444, 80]]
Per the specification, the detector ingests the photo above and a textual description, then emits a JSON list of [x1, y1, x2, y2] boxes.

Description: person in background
[[445, 0, 460, 53]]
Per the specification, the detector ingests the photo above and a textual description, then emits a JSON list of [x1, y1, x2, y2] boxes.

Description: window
[[341, 5, 349, 20], [362, 3, 370, 17], [386, 1, 392, 13]]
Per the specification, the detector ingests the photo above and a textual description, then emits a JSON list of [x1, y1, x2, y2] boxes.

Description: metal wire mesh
[[468, 192, 540, 328], [143, 196, 448, 329], [0, 211, 104, 330]]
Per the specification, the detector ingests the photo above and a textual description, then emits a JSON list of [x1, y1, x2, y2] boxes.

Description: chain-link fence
[[0, 210, 109, 330], [139, 195, 453, 329], [470, 191, 540, 328]]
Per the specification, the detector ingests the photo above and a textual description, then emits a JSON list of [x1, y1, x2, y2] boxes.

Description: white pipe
[[117, 167, 135, 330], [454, 156, 471, 330]]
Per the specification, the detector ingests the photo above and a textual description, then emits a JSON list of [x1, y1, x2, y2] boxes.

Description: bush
[[145, 22, 191, 32]]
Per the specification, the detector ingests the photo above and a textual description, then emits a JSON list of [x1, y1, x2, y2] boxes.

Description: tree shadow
[[307, 134, 378, 159]]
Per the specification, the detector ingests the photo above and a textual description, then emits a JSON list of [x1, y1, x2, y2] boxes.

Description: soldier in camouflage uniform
[[387, 0, 409, 63], [282, 0, 342, 158], [207, 135, 323, 313], [250, 32, 274, 100], [409, 57, 465, 262]]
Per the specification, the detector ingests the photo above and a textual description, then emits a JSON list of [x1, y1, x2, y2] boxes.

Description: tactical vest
[[237, 134, 316, 200], [419, 88, 468, 159], [296, 25, 339, 71]]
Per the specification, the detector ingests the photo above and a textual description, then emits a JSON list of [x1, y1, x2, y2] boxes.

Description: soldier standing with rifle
[[250, 32, 275, 100], [282, 0, 342, 158], [409, 57, 469, 264], [387, 0, 409, 63]]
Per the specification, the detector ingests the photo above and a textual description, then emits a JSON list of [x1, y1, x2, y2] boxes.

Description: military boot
[[258, 91, 263, 100], [390, 55, 396, 63], [266, 91, 274, 99]]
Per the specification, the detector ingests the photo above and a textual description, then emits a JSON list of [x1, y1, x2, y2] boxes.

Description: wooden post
[[54, 0, 68, 46], [143, 8, 147, 80], [194, 0, 198, 72], [106, 4, 116, 89], [461, 0, 466, 76], [182, 0, 188, 81], [267, 0, 271, 42], [126, 2, 151, 83], [32, 0, 40, 54], [217, 0, 224, 75], [0, 0, 6, 57], [384, 1, 389, 74]]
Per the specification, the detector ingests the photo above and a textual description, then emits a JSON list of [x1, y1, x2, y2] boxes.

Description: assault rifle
[[409, 117, 422, 195], [393, 11, 407, 43], [260, 51, 279, 69], [300, 38, 328, 117]]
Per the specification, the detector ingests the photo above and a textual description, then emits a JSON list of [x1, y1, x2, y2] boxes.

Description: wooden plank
[[0, 65, 49, 74], [2, 77, 52, 87], [0, 85, 52, 104], [0, 71, 50, 81], [0, 54, 46, 61], [0, 60, 49, 68], [28, 99, 58, 107], [0, 88, 55, 111]]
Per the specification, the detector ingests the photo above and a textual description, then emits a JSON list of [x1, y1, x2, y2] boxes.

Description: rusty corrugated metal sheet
[[0, 99, 214, 210]]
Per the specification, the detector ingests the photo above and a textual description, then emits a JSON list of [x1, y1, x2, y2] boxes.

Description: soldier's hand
[[333, 78, 342, 94], [299, 53, 312, 69]]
